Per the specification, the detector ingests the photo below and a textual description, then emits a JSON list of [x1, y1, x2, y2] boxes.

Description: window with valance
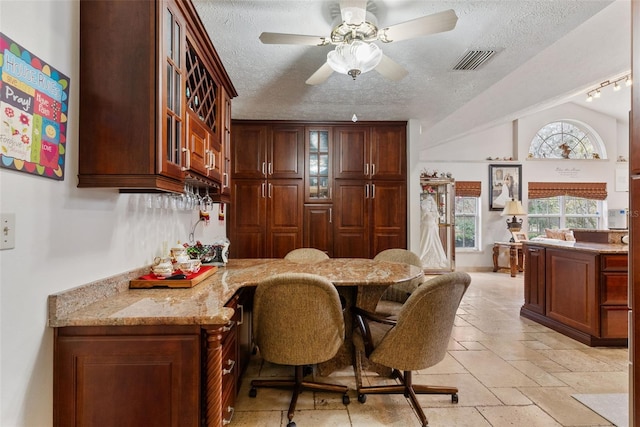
[[528, 182, 607, 200], [454, 181, 481, 250], [527, 182, 605, 236]]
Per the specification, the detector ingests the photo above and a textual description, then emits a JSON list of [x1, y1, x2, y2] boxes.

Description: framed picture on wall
[[489, 164, 522, 211]]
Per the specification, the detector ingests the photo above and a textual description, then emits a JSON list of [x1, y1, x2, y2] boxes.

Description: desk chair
[[250, 273, 349, 427], [284, 248, 329, 263], [374, 249, 424, 316], [353, 272, 471, 427]]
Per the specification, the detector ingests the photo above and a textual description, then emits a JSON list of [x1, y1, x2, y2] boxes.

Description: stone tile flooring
[[231, 272, 629, 426]]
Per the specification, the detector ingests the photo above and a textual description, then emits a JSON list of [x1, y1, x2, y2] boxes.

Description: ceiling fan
[[259, 0, 458, 85]]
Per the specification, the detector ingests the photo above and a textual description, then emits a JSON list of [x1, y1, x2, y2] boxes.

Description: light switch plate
[[1, 213, 15, 250]]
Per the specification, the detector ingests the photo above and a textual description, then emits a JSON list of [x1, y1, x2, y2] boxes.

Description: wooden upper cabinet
[[370, 125, 406, 180], [232, 125, 268, 179], [334, 126, 369, 180], [269, 126, 304, 179], [186, 110, 210, 177], [333, 124, 406, 180], [220, 88, 232, 198], [232, 122, 304, 179], [77, 0, 236, 193]]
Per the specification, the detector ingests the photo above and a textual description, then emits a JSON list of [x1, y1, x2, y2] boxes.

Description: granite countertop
[[523, 240, 629, 254], [48, 258, 423, 328]]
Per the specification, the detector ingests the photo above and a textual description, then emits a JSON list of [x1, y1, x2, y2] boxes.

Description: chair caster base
[[357, 393, 367, 403], [287, 421, 296, 427], [342, 394, 350, 405], [452, 393, 458, 404], [249, 387, 257, 398]]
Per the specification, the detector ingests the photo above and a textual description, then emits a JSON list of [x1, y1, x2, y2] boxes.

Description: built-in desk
[[49, 258, 423, 427]]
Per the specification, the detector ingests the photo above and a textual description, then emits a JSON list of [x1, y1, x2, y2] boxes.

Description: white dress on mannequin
[[419, 194, 449, 269]]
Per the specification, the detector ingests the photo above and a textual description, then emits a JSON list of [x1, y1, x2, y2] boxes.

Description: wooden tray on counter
[[130, 265, 218, 288]]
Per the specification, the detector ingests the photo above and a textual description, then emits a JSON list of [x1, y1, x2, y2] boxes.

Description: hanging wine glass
[[201, 186, 213, 212], [192, 186, 202, 211]]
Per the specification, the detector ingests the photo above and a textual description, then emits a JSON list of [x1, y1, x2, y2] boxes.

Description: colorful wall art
[[0, 33, 70, 180]]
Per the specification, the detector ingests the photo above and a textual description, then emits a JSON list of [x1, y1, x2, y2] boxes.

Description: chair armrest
[[353, 306, 397, 326], [353, 306, 397, 357]]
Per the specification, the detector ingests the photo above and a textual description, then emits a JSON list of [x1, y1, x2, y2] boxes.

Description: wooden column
[[203, 326, 224, 427]]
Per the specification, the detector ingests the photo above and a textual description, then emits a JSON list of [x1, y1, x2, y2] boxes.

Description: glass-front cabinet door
[[305, 127, 332, 202], [418, 177, 455, 273], [162, 2, 185, 180]]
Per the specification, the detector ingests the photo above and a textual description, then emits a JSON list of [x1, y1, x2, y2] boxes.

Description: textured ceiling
[[193, 0, 630, 146]]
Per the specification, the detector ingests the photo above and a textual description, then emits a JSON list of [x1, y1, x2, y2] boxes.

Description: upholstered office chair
[[250, 273, 349, 427], [353, 272, 471, 427], [284, 248, 329, 263], [373, 249, 425, 316]]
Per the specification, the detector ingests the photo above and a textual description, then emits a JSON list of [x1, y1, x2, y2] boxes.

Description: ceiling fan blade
[[378, 9, 458, 43], [259, 32, 328, 46], [375, 54, 408, 81], [305, 62, 334, 85], [340, 0, 367, 25]]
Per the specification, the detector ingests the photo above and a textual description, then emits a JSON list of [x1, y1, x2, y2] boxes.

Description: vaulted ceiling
[[193, 0, 630, 147]]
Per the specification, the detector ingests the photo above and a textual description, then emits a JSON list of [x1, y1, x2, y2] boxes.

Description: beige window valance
[[455, 181, 481, 198], [528, 182, 607, 200]]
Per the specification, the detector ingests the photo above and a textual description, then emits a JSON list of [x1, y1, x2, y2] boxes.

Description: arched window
[[528, 120, 606, 159]]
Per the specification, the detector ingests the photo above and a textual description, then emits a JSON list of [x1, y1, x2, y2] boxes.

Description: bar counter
[[48, 258, 423, 327]]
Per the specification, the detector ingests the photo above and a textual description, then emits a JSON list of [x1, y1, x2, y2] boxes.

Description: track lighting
[[585, 74, 632, 102]]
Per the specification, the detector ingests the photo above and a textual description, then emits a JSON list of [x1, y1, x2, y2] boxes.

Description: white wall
[[410, 103, 628, 269], [0, 2, 227, 425]]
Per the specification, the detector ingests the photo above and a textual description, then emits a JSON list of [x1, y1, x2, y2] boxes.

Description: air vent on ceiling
[[452, 50, 497, 71]]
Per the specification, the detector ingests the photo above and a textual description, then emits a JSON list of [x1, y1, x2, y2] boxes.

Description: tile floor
[[231, 272, 629, 426]]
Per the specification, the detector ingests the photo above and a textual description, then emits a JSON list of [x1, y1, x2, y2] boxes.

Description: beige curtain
[[528, 182, 607, 200]]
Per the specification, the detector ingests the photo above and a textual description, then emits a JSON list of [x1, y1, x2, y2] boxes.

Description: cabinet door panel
[[523, 246, 546, 315], [230, 180, 267, 258], [232, 125, 267, 178], [270, 126, 304, 178], [304, 205, 333, 256], [333, 180, 369, 258], [370, 125, 406, 179], [186, 111, 209, 176], [55, 334, 200, 427], [267, 180, 303, 257], [546, 249, 598, 335], [371, 181, 406, 256], [334, 126, 368, 179]]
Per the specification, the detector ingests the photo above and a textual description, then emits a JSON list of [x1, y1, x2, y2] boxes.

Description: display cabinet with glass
[[419, 177, 455, 273]]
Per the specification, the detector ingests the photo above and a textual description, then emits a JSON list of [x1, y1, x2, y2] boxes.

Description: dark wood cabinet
[[333, 179, 406, 258], [77, 0, 235, 194], [54, 290, 256, 427], [304, 205, 334, 256], [232, 123, 304, 180], [333, 180, 369, 258], [230, 121, 406, 258], [370, 180, 407, 254], [230, 178, 303, 258], [523, 245, 546, 315], [521, 243, 628, 346], [546, 248, 598, 336], [333, 125, 406, 180], [230, 122, 305, 258], [54, 325, 201, 427]]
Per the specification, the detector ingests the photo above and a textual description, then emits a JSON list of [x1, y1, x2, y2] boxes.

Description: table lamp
[[501, 199, 526, 239]]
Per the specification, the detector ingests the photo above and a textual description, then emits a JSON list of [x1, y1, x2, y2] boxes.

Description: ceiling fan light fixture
[[327, 40, 382, 79]]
